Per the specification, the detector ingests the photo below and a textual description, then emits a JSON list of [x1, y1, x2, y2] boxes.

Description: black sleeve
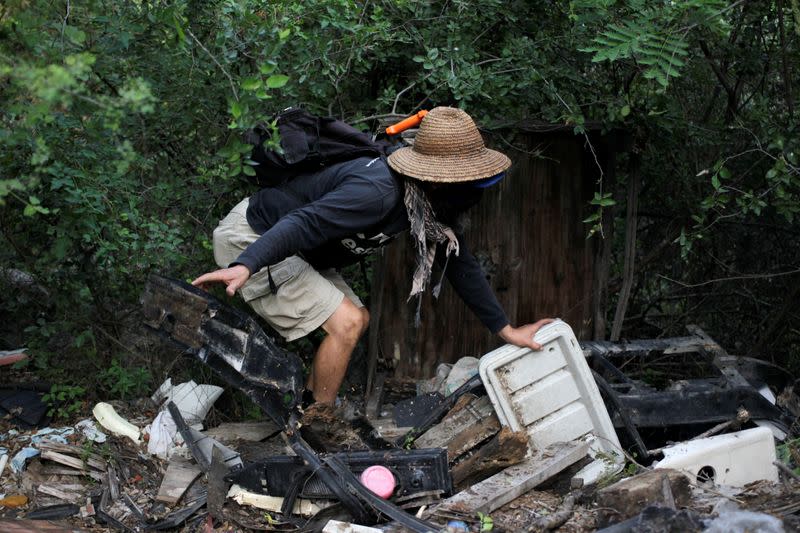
[[438, 235, 509, 334], [235, 176, 397, 274]]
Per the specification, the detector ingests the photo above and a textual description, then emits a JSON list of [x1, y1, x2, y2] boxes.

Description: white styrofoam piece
[[654, 426, 778, 487], [479, 320, 622, 484]]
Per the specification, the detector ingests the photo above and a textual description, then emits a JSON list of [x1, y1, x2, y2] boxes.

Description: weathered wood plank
[[415, 395, 500, 460], [204, 421, 279, 443], [451, 427, 529, 488], [40, 450, 106, 472], [37, 484, 83, 503], [155, 456, 203, 504], [430, 440, 589, 515], [40, 465, 104, 481], [38, 441, 107, 470]]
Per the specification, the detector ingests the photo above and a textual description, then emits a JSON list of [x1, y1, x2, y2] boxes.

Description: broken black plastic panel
[[583, 334, 799, 446], [141, 274, 304, 428], [229, 448, 453, 499]]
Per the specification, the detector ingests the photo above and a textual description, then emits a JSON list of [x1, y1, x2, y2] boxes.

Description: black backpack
[[245, 107, 397, 188]]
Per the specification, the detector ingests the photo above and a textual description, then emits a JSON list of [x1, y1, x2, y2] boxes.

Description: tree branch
[[186, 28, 239, 102]]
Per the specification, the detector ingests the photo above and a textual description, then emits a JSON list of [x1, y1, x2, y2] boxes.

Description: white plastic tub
[[479, 320, 622, 483]]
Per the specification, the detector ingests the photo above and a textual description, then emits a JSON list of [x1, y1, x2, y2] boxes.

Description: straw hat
[[387, 107, 511, 182]]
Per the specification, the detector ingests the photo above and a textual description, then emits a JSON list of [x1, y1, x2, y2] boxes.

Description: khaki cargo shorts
[[212, 198, 363, 341]]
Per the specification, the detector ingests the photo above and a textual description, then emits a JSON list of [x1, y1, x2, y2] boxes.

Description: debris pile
[[0, 274, 796, 532]]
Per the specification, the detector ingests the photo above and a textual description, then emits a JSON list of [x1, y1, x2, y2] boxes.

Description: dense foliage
[[1, 0, 798, 396]]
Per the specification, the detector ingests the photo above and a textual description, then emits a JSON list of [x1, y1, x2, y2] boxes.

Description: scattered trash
[[92, 402, 140, 442], [150, 378, 223, 427], [0, 349, 28, 366], [445, 520, 469, 532], [168, 402, 242, 472], [155, 456, 203, 504], [122, 278, 800, 533], [322, 520, 383, 533], [74, 419, 106, 443], [26, 503, 81, 520], [227, 484, 328, 516], [30, 426, 74, 445], [443, 357, 480, 396], [654, 426, 779, 487], [595, 469, 692, 525], [146, 410, 179, 458], [0, 494, 29, 507], [705, 501, 785, 533], [596, 505, 705, 533], [10, 447, 40, 473], [0, 384, 50, 428], [359, 465, 396, 499]]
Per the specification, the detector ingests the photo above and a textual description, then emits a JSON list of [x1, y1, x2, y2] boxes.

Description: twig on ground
[[527, 491, 579, 532], [774, 461, 800, 483]]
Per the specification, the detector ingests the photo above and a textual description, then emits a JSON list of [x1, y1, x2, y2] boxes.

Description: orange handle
[[385, 110, 428, 136]]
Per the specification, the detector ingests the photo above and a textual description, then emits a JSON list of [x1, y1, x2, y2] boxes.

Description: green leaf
[[241, 77, 262, 91], [230, 101, 242, 118], [620, 105, 631, 117], [242, 165, 256, 176], [259, 62, 276, 75], [278, 28, 291, 40], [711, 174, 720, 190], [64, 26, 87, 45], [266, 74, 289, 88]]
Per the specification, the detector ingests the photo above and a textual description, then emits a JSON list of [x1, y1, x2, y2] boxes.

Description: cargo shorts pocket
[[240, 255, 306, 302]]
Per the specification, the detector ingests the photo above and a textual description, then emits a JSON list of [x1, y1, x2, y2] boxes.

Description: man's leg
[[308, 299, 369, 405]]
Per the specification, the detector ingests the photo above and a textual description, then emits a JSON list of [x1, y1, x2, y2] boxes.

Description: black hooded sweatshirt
[[235, 156, 509, 334]]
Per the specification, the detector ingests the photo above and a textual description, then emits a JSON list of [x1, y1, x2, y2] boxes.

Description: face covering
[[426, 183, 485, 224]]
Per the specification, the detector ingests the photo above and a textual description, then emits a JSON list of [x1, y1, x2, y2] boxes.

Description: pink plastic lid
[[359, 465, 396, 499]]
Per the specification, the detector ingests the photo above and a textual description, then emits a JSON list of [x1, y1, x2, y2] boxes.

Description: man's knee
[[324, 299, 368, 344]]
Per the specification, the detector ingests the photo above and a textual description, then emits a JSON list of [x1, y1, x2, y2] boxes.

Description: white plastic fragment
[[227, 484, 329, 516], [150, 379, 223, 426], [147, 410, 178, 458], [92, 402, 140, 443], [75, 419, 107, 443], [0, 452, 8, 478], [443, 357, 479, 396], [322, 520, 383, 533], [704, 501, 785, 533], [654, 426, 778, 487], [151, 378, 174, 404]]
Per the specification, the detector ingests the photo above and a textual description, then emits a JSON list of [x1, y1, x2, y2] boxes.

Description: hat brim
[[387, 146, 511, 183]]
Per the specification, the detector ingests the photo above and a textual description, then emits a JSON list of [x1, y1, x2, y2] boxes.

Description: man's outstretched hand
[[192, 264, 251, 297], [498, 318, 555, 350]]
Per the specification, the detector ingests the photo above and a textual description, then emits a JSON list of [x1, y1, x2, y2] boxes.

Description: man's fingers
[[226, 278, 244, 297], [192, 271, 221, 287]]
